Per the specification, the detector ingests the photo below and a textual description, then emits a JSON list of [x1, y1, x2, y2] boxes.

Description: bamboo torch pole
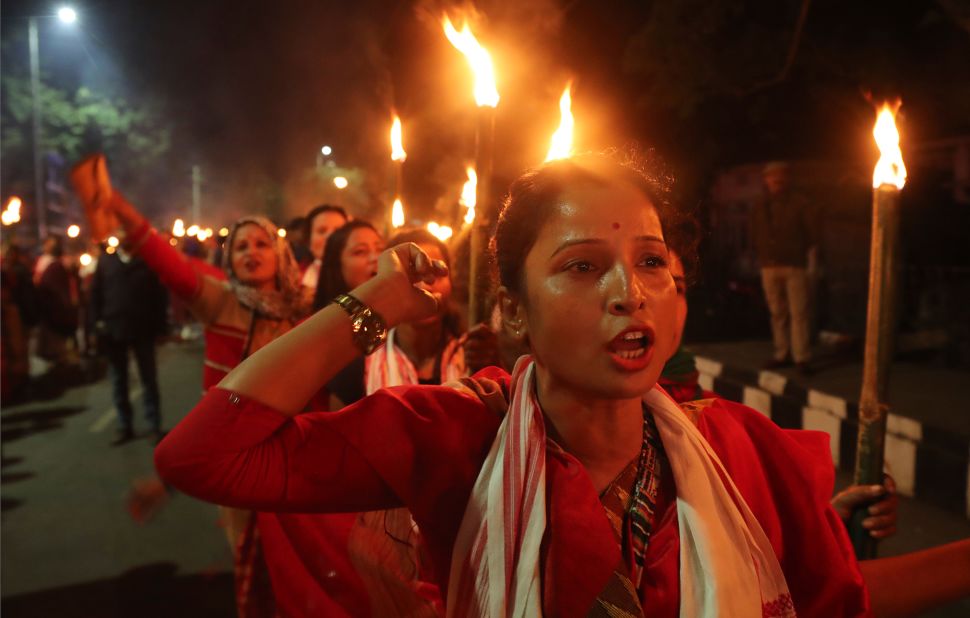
[[469, 107, 495, 325], [851, 102, 907, 559], [442, 16, 500, 326]]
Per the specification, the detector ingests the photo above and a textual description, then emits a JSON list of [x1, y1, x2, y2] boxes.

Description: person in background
[[302, 204, 349, 290], [33, 235, 79, 369], [71, 154, 314, 618], [750, 161, 818, 375], [284, 215, 312, 267], [90, 241, 169, 444]]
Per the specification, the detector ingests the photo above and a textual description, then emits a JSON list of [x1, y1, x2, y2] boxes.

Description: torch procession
[[4, 4, 970, 618]]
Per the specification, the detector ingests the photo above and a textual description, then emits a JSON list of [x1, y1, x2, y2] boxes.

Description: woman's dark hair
[[304, 204, 348, 237], [491, 149, 698, 298], [386, 228, 452, 269], [313, 219, 379, 310], [387, 227, 462, 337]]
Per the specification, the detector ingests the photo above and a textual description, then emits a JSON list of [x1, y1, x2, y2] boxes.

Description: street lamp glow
[[57, 7, 77, 24], [333, 176, 349, 189], [79, 253, 92, 266], [219, 227, 230, 237], [67, 224, 81, 238], [107, 236, 120, 248], [187, 224, 200, 237], [321, 145, 332, 156]]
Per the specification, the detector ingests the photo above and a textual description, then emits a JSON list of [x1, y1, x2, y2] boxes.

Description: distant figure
[[284, 216, 312, 267], [301, 204, 348, 290], [90, 245, 168, 444], [750, 162, 818, 375], [33, 235, 78, 367]]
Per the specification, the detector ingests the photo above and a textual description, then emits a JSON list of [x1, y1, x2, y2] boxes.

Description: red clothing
[[131, 223, 297, 391], [156, 369, 870, 617]]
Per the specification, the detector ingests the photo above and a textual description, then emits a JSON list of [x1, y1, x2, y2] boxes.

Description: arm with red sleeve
[[154, 381, 501, 515], [114, 193, 228, 325]]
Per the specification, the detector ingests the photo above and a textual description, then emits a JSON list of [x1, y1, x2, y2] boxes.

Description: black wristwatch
[[333, 293, 387, 354]]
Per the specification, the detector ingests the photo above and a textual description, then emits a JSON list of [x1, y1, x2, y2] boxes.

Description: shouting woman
[[155, 153, 969, 617]]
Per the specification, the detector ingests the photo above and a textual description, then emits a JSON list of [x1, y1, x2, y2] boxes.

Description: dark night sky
[[3, 0, 969, 225]]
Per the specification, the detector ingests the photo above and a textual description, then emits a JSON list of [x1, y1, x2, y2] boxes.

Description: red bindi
[[612, 222, 621, 230]]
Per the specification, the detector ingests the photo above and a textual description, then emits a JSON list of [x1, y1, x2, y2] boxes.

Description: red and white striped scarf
[[447, 356, 794, 617], [365, 328, 466, 393]]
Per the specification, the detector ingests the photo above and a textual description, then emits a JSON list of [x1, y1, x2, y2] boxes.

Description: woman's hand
[[832, 475, 898, 539], [354, 243, 449, 328]]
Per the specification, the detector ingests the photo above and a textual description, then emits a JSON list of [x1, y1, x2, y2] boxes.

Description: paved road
[[2, 339, 968, 616], [2, 340, 233, 617]]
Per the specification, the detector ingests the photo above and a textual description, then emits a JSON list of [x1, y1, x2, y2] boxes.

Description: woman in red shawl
[[156, 153, 969, 617]]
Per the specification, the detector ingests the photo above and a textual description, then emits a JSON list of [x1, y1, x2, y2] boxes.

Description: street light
[[321, 145, 332, 156], [28, 6, 79, 240], [57, 7, 77, 24], [333, 176, 348, 189]]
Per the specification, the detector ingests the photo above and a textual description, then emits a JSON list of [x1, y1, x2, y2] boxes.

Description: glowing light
[[333, 176, 349, 189], [442, 16, 499, 108], [204, 227, 213, 238], [107, 236, 119, 248], [321, 145, 332, 156], [391, 198, 405, 228], [67, 224, 81, 238], [219, 227, 230, 237], [169, 238, 178, 246], [106, 246, 116, 255], [277, 228, 287, 238], [390, 115, 407, 162], [872, 101, 907, 190], [172, 219, 185, 237], [426, 221, 454, 241], [545, 84, 575, 162], [460, 166, 477, 226], [57, 6, 77, 24], [186, 224, 199, 237], [2, 196, 22, 225], [79, 253, 92, 266]]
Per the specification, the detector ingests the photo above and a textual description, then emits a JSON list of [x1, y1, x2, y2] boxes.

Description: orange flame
[[872, 102, 906, 190], [544, 84, 574, 162], [460, 166, 477, 225], [442, 16, 499, 108], [427, 221, 454, 241], [172, 219, 186, 237], [392, 198, 405, 228], [391, 115, 407, 162]]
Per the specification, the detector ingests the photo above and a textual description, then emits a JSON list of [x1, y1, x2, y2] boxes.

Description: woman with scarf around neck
[[156, 153, 970, 617], [71, 157, 315, 618]]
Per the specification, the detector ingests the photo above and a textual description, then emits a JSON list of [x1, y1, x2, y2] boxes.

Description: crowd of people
[[3, 149, 967, 617]]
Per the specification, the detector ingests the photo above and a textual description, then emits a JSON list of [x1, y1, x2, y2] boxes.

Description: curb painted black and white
[[694, 356, 970, 519]]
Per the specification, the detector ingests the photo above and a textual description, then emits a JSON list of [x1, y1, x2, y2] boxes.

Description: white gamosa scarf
[[446, 356, 795, 617], [365, 328, 466, 393]]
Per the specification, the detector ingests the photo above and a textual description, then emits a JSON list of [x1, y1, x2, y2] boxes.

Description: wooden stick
[[851, 184, 902, 559]]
